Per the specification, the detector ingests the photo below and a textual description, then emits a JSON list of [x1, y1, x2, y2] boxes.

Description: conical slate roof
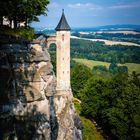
[[55, 10, 71, 31]]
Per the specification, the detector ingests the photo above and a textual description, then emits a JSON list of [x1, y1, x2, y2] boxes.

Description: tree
[[80, 73, 140, 140], [92, 65, 108, 73], [0, 0, 50, 28], [131, 71, 140, 87], [0, 0, 10, 25], [81, 76, 107, 117], [118, 66, 128, 73], [71, 64, 93, 97], [109, 62, 119, 73]]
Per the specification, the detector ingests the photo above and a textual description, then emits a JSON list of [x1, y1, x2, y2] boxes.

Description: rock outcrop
[[0, 37, 82, 140]]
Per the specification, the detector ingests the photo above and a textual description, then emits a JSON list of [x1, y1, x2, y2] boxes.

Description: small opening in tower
[[62, 34, 64, 41]]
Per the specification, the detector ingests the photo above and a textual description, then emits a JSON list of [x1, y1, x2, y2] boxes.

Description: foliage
[[15, 27, 35, 40], [118, 65, 128, 73], [71, 38, 140, 64], [109, 62, 119, 73], [79, 73, 140, 140], [74, 58, 140, 74], [74, 99, 105, 140], [0, 0, 49, 28], [81, 116, 105, 140], [109, 63, 128, 74], [0, 26, 35, 40], [71, 58, 140, 140], [49, 43, 57, 73], [80, 76, 107, 117], [71, 63, 93, 97], [92, 65, 108, 73]]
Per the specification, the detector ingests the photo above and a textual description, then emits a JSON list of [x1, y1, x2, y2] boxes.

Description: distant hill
[[73, 25, 140, 32], [34, 24, 140, 34]]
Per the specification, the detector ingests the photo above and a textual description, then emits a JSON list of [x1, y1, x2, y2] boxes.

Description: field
[[79, 31, 140, 35], [71, 36, 140, 46], [73, 58, 140, 74]]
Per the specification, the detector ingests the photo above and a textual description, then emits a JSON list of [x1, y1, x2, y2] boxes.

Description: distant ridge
[[34, 24, 140, 34], [72, 24, 140, 31]]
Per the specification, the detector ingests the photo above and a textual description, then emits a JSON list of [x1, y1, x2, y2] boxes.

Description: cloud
[[110, 3, 140, 9], [68, 3, 102, 10], [48, 2, 60, 9]]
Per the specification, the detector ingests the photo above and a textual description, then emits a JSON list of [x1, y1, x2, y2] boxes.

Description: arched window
[[49, 43, 57, 74]]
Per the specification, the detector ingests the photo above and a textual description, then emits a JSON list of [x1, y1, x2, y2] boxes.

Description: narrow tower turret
[[55, 9, 71, 91]]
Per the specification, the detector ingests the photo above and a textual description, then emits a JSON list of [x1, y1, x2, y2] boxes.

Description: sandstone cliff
[[0, 36, 82, 140]]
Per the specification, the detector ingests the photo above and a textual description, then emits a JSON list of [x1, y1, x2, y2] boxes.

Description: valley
[[46, 25, 140, 140], [70, 27, 140, 140], [71, 36, 140, 46]]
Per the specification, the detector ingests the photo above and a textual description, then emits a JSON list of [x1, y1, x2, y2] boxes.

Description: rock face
[[0, 39, 82, 140]]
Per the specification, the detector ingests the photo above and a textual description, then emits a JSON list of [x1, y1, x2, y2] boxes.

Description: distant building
[[3, 17, 25, 28]]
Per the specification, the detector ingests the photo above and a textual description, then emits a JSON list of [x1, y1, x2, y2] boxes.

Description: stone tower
[[55, 10, 71, 92]]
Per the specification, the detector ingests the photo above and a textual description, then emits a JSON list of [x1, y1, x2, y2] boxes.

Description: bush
[[0, 25, 35, 40], [15, 27, 35, 40], [92, 65, 108, 73], [109, 62, 118, 73], [118, 66, 128, 73]]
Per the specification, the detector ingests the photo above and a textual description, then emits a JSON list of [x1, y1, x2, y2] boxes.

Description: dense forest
[[71, 38, 140, 64], [71, 63, 140, 140]]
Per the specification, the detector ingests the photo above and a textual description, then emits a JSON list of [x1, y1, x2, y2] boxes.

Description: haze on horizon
[[32, 0, 140, 28]]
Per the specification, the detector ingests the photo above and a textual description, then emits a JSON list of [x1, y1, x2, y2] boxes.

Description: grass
[[81, 116, 105, 140], [73, 58, 140, 74], [73, 58, 110, 69], [74, 99, 105, 140]]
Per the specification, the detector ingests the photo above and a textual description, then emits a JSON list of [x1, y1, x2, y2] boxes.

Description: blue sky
[[32, 0, 140, 28]]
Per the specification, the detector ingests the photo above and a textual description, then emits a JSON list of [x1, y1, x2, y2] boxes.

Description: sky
[[32, 0, 140, 28]]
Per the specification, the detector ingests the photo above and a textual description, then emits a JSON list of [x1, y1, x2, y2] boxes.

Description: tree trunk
[[9, 20, 12, 28], [25, 16, 28, 28], [0, 16, 3, 26], [13, 18, 17, 29]]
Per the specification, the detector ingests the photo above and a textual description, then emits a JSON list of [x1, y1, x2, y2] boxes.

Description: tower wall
[[56, 31, 71, 91]]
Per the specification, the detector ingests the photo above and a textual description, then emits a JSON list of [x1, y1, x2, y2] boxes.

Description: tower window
[[62, 34, 64, 41]]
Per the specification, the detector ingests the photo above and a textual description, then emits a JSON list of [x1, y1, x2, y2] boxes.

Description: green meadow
[[73, 58, 140, 74]]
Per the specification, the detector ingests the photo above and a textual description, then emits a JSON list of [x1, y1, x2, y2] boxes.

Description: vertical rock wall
[[0, 39, 82, 140], [54, 91, 82, 140]]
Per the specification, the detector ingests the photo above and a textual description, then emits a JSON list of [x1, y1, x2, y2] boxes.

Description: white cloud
[[68, 3, 102, 10], [110, 3, 140, 9], [48, 2, 60, 9]]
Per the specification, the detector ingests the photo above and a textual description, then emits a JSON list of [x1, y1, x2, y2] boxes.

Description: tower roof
[[55, 9, 71, 31]]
